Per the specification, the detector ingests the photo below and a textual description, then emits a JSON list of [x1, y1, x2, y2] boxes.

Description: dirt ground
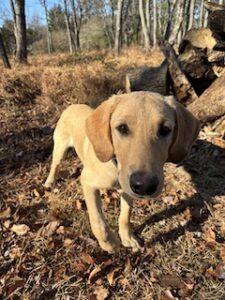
[[0, 49, 225, 300]]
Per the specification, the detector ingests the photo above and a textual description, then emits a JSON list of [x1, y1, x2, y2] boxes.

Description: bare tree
[[199, 0, 204, 27], [168, 0, 185, 44], [139, 0, 151, 50], [114, 0, 124, 56], [63, 0, 74, 53], [0, 30, 11, 68], [70, 0, 81, 51], [188, 0, 195, 30], [146, 0, 151, 34], [10, 0, 27, 63], [40, 0, 53, 54], [153, 0, 157, 47]]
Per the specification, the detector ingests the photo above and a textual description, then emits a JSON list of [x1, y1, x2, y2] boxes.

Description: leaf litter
[[0, 50, 225, 299]]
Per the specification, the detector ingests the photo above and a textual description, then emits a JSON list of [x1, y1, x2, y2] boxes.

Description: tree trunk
[[40, 0, 53, 54], [114, 0, 124, 56], [139, 0, 150, 50], [63, 0, 75, 54], [70, 0, 80, 52], [146, 0, 151, 34], [168, 0, 185, 45], [199, 0, 204, 27], [153, 0, 157, 47], [11, 0, 27, 63], [0, 31, 11, 69], [188, 0, 195, 30]]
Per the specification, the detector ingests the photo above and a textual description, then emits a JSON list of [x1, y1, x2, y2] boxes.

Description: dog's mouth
[[128, 189, 162, 200]]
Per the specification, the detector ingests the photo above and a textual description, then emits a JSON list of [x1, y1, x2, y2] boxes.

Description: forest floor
[[0, 48, 225, 300]]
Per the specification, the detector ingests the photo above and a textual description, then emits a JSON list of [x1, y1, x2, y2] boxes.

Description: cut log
[[178, 44, 217, 95], [188, 74, 225, 123], [161, 42, 198, 105], [125, 59, 169, 96], [204, 0, 225, 44]]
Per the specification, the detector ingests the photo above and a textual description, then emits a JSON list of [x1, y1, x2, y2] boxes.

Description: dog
[[45, 91, 200, 252]]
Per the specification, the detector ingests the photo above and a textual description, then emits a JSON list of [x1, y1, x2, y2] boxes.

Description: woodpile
[[126, 1, 225, 124]]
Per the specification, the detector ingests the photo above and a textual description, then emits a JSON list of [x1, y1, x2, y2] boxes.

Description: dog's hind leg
[[44, 129, 71, 189]]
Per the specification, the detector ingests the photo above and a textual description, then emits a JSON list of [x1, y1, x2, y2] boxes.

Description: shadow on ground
[[136, 139, 225, 245]]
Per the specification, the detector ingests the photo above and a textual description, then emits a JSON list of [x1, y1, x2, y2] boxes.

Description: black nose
[[130, 172, 159, 196]]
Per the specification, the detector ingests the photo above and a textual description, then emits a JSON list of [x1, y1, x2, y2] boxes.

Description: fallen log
[[161, 42, 198, 104], [188, 74, 225, 123], [125, 59, 169, 96], [204, 0, 225, 45]]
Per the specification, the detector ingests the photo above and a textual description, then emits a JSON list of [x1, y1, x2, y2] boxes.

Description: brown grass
[[0, 48, 225, 300]]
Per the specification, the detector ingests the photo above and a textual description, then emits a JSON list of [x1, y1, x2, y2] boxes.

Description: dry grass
[[0, 48, 225, 300]]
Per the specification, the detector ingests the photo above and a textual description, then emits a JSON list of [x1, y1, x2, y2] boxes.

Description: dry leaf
[[202, 226, 216, 245], [9, 247, 21, 259], [89, 266, 101, 283], [11, 224, 30, 236], [80, 252, 95, 265], [64, 238, 73, 247], [38, 220, 60, 237], [94, 286, 109, 300], [163, 196, 175, 205], [119, 277, 130, 288], [207, 263, 225, 280], [107, 267, 120, 285], [76, 199, 82, 210], [0, 207, 11, 219], [220, 247, 225, 262]]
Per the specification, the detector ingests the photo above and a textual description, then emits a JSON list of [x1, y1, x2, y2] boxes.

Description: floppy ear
[[166, 96, 200, 163], [86, 96, 119, 162]]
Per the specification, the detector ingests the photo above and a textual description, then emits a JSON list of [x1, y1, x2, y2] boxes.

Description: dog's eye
[[117, 124, 129, 135], [159, 125, 171, 137]]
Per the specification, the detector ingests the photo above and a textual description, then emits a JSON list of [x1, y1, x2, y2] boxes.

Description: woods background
[[0, 0, 224, 62]]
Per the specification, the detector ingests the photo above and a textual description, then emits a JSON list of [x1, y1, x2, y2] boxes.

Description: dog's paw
[[99, 232, 121, 253], [44, 180, 53, 189], [120, 232, 142, 252]]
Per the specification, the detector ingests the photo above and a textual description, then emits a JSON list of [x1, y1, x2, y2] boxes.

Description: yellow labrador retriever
[[45, 92, 200, 252]]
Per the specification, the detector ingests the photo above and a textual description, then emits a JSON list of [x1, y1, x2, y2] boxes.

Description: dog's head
[[86, 92, 200, 199]]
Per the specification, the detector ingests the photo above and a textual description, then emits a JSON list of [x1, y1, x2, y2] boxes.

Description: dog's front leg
[[81, 175, 120, 253], [119, 193, 142, 252]]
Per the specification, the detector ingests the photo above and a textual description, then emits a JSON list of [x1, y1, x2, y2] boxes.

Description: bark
[[40, 0, 53, 54], [125, 60, 169, 95], [114, 0, 124, 56], [199, 0, 204, 27], [188, 74, 225, 122], [164, 0, 178, 41], [63, 0, 74, 53], [153, 0, 157, 47], [161, 42, 198, 104], [168, 0, 185, 45], [0, 31, 11, 69], [139, 0, 151, 50], [188, 0, 195, 30], [146, 0, 151, 34], [70, 0, 81, 51], [11, 0, 27, 63], [204, 0, 225, 42]]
